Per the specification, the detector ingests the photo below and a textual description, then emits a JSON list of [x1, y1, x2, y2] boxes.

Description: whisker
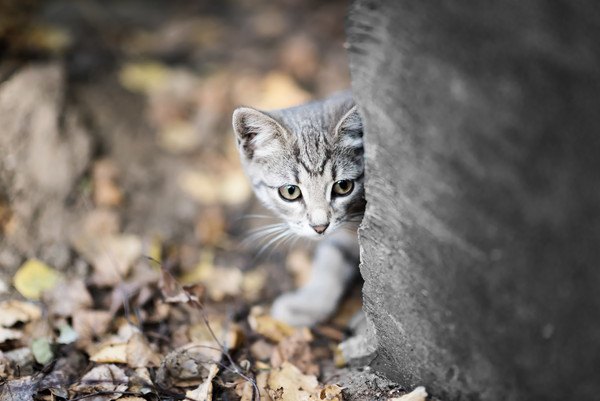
[[241, 225, 287, 247], [257, 231, 289, 257]]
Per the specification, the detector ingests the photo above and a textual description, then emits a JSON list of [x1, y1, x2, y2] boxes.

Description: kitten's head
[[232, 91, 364, 238]]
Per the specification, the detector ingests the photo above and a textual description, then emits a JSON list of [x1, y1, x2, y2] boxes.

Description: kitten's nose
[[311, 223, 329, 234]]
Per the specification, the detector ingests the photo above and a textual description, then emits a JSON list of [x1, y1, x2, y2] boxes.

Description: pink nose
[[311, 224, 329, 234]]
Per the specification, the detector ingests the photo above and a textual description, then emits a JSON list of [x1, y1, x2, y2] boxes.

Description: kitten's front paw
[[271, 289, 337, 327]]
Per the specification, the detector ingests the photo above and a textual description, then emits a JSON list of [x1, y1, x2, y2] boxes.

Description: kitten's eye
[[332, 180, 354, 196], [278, 185, 302, 201]]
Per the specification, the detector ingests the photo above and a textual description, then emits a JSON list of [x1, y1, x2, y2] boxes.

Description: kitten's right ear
[[232, 107, 285, 161]]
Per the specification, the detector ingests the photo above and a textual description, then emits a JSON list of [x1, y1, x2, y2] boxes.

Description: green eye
[[332, 180, 354, 196], [278, 185, 302, 201]]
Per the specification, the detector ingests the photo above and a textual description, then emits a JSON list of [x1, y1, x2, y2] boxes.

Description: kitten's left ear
[[232, 107, 287, 161], [334, 106, 363, 148]]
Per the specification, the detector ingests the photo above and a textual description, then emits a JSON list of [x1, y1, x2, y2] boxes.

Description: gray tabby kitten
[[232, 90, 365, 327]]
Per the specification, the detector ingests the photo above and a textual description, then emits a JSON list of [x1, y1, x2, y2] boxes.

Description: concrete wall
[[348, 1, 600, 399]]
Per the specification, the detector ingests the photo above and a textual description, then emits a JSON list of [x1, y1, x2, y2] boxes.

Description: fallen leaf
[[93, 159, 123, 207], [57, 323, 79, 344], [126, 332, 161, 368], [91, 235, 143, 286], [181, 252, 243, 302], [242, 268, 267, 302], [73, 364, 128, 401], [387, 386, 428, 401], [31, 338, 53, 365], [188, 318, 242, 351], [178, 170, 251, 207], [21, 24, 72, 53], [256, 371, 273, 401], [250, 339, 275, 361], [13, 259, 62, 300], [248, 306, 296, 343], [0, 327, 22, 343], [0, 376, 37, 401], [156, 342, 222, 388], [271, 328, 319, 376], [1, 347, 35, 379], [119, 62, 169, 94], [195, 206, 226, 246], [185, 364, 219, 401], [90, 343, 128, 364], [72, 310, 112, 343], [0, 300, 42, 327], [267, 361, 319, 401], [128, 367, 153, 395], [309, 384, 344, 401], [43, 278, 93, 317], [157, 120, 200, 154]]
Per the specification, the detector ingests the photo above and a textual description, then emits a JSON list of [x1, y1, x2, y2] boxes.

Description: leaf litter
[[0, 1, 428, 400]]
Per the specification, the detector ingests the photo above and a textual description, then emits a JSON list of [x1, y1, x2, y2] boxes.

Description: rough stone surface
[[348, 1, 600, 400], [0, 64, 92, 270]]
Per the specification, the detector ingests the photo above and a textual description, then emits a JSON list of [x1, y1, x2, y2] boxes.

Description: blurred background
[[0, 1, 379, 399], [0, 0, 350, 290]]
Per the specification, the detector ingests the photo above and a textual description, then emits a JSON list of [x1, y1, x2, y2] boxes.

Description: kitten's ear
[[232, 107, 286, 161], [334, 106, 363, 148]]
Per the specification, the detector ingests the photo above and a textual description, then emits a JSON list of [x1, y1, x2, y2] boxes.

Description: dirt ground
[[0, 1, 411, 400]]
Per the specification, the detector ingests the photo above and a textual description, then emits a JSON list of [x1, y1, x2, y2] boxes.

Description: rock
[[0, 63, 92, 270], [348, 1, 600, 400]]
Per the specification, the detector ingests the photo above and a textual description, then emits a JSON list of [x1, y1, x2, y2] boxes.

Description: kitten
[[232, 90, 365, 327]]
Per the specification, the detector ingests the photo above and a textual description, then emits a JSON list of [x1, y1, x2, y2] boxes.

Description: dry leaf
[[0, 327, 22, 343], [181, 253, 243, 302], [250, 339, 275, 361], [73, 364, 128, 401], [21, 24, 71, 53], [249, 306, 296, 343], [72, 310, 113, 343], [309, 384, 344, 401], [93, 159, 123, 207], [267, 361, 319, 401], [43, 278, 93, 317], [178, 169, 251, 207], [0, 301, 42, 327], [242, 269, 267, 302], [126, 332, 161, 368], [188, 318, 242, 351], [13, 259, 62, 300], [157, 120, 199, 153], [185, 364, 219, 401], [90, 235, 143, 286], [0, 376, 37, 401], [256, 371, 273, 401], [195, 206, 226, 246], [90, 343, 128, 364], [387, 386, 428, 401], [156, 342, 222, 388], [119, 62, 169, 94], [271, 328, 319, 376], [31, 337, 53, 365], [237, 380, 255, 401]]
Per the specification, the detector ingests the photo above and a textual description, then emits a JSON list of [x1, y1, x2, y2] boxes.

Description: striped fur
[[232, 90, 365, 238]]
